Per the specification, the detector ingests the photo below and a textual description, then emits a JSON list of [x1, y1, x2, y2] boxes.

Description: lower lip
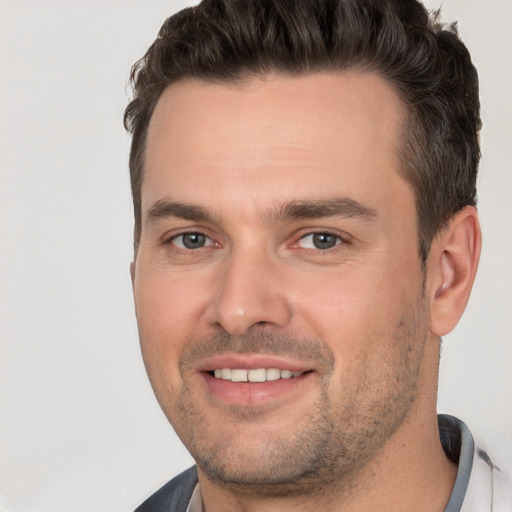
[[201, 372, 313, 407]]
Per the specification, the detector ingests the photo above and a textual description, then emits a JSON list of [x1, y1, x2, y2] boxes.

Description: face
[[133, 72, 430, 493]]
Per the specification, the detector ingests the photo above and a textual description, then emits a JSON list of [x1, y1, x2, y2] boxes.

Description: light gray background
[[1, 1, 511, 511]]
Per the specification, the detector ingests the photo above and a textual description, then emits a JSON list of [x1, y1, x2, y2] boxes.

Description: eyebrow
[[146, 197, 377, 226], [146, 200, 216, 224], [268, 198, 378, 223]]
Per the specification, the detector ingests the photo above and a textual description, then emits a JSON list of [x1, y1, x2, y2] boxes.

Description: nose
[[208, 248, 292, 336]]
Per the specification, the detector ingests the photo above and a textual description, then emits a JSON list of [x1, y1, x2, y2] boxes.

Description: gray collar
[[439, 414, 475, 512]]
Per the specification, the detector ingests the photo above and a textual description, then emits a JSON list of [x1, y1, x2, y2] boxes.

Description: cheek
[[292, 262, 424, 379], [133, 267, 208, 379], [293, 266, 404, 340]]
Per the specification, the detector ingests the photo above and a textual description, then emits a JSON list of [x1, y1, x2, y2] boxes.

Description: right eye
[[170, 232, 214, 250], [296, 232, 344, 250]]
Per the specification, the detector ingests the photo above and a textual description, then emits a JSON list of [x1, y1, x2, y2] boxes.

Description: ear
[[130, 261, 136, 285], [428, 206, 481, 337]]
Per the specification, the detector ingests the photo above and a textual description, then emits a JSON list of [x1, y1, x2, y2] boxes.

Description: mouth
[[195, 355, 316, 407]]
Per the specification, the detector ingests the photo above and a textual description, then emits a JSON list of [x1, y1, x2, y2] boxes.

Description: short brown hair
[[124, 0, 481, 260]]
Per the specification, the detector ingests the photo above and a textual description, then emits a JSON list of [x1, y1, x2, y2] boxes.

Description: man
[[124, 0, 510, 510]]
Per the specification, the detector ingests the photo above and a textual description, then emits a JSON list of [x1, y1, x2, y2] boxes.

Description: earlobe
[[428, 206, 481, 337]]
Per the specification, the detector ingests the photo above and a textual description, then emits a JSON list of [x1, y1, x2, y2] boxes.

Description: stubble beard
[[164, 296, 429, 498]]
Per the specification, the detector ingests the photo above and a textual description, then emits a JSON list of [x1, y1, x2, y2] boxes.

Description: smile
[[212, 368, 305, 382]]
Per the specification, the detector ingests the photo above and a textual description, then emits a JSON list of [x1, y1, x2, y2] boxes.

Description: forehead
[[143, 72, 408, 218]]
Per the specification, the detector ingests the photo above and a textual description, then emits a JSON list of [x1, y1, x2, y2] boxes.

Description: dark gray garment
[[134, 466, 198, 512]]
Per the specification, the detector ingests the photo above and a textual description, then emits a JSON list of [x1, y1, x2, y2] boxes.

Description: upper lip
[[194, 354, 314, 373]]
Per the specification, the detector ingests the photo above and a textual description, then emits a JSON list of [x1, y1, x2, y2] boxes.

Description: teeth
[[248, 368, 266, 383], [266, 368, 281, 381], [230, 369, 248, 382], [212, 368, 305, 382]]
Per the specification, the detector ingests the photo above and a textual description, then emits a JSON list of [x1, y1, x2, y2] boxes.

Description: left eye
[[297, 232, 342, 250], [171, 232, 214, 250]]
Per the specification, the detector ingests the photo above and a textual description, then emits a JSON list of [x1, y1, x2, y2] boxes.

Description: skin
[[132, 72, 481, 511]]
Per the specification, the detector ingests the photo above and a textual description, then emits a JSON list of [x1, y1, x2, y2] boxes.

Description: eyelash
[[294, 230, 349, 251], [166, 231, 216, 251], [164, 229, 350, 253]]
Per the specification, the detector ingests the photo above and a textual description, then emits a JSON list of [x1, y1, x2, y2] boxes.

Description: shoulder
[[134, 466, 199, 512], [439, 415, 512, 511]]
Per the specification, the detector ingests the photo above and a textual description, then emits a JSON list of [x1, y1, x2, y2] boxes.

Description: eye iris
[[312, 233, 337, 249], [182, 233, 206, 249]]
